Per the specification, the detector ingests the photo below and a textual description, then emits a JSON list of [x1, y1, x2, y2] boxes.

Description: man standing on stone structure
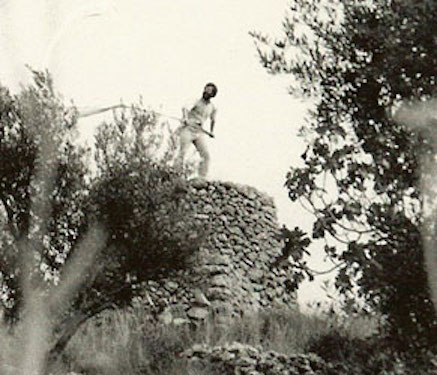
[[177, 82, 218, 179]]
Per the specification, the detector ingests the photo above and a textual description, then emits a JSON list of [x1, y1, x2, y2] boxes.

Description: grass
[[60, 304, 381, 375]]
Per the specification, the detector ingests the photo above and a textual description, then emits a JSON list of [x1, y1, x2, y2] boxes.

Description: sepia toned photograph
[[0, 1, 436, 374]]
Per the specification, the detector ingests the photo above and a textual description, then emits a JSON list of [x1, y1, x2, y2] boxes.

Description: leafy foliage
[[0, 69, 86, 319], [0, 70, 203, 357], [272, 226, 312, 292], [252, 0, 437, 347], [84, 108, 204, 314]]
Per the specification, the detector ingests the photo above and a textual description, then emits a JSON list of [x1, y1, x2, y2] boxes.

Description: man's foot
[[188, 176, 208, 187], [188, 175, 205, 181]]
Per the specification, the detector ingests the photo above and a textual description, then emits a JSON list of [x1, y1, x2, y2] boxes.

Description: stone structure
[[143, 180, 297, 323], [182, 342, 328, 375]]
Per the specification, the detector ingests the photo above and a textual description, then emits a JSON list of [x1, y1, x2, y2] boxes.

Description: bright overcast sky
[[0, 0, 332, 306]]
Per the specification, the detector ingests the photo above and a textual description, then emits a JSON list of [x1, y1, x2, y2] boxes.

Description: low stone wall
[[143, 180, 297, 323], [182, 342, 328, 375]]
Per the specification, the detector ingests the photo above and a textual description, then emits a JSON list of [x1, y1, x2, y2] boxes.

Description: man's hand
[[201, 129, 214, 138]]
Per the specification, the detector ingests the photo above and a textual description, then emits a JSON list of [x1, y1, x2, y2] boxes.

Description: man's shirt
[[184, 98, 217, 127]]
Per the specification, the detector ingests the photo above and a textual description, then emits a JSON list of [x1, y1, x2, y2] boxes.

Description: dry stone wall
[[144, 180, 297, 323], [182, 342, 329, 375]]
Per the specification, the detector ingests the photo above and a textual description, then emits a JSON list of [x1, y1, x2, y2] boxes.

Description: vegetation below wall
[[60, 306, 437, 375]]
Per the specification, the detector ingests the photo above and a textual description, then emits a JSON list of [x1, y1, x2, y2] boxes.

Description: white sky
[[0, 0, 333, 307]]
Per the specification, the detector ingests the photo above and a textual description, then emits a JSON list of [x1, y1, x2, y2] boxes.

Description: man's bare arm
[[181, 107, 189, 123], [209, 108, 217, 136]]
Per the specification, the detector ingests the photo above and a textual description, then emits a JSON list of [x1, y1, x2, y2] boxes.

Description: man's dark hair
[[205, 82, 218, 97]]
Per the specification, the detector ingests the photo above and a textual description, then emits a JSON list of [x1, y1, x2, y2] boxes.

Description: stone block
[[248, 269, 264, 281], [173, 318, 190, 326], [206, 287, 233, 301], [216, 233, 228, 243], [164, 281, 179, 293], [210, 274, 230, 288], [246, 252, 259, 262], [202, 265, 229, 275], [204, 253, 230, 266], [187, 307, 209, 320], [242, 258, 254, 268]]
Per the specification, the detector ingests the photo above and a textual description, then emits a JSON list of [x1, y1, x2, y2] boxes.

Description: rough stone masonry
[[143, 180, 297, 324], [182, 342, 328, 375]]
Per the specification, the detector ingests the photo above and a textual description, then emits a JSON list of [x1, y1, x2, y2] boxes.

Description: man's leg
[[193, 134, 210, 178], [176, 126, 194, 171]]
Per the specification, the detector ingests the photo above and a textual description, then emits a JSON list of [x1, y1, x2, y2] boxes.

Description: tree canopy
[[0, 70, 203, 361], [252, 0, 437, 347]]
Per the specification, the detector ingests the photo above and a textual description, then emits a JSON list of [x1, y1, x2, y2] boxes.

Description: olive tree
[[252, 0, 437, 347], [0, 70, 203, 371]]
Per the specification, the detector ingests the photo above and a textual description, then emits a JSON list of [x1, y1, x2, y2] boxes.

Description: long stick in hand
[[77, 105, 215, 138]]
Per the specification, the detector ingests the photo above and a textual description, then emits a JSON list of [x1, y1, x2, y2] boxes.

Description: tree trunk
[[425, 231, 437, 314], [48, 301, 113, 360], [48, 312, 90, 359]]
